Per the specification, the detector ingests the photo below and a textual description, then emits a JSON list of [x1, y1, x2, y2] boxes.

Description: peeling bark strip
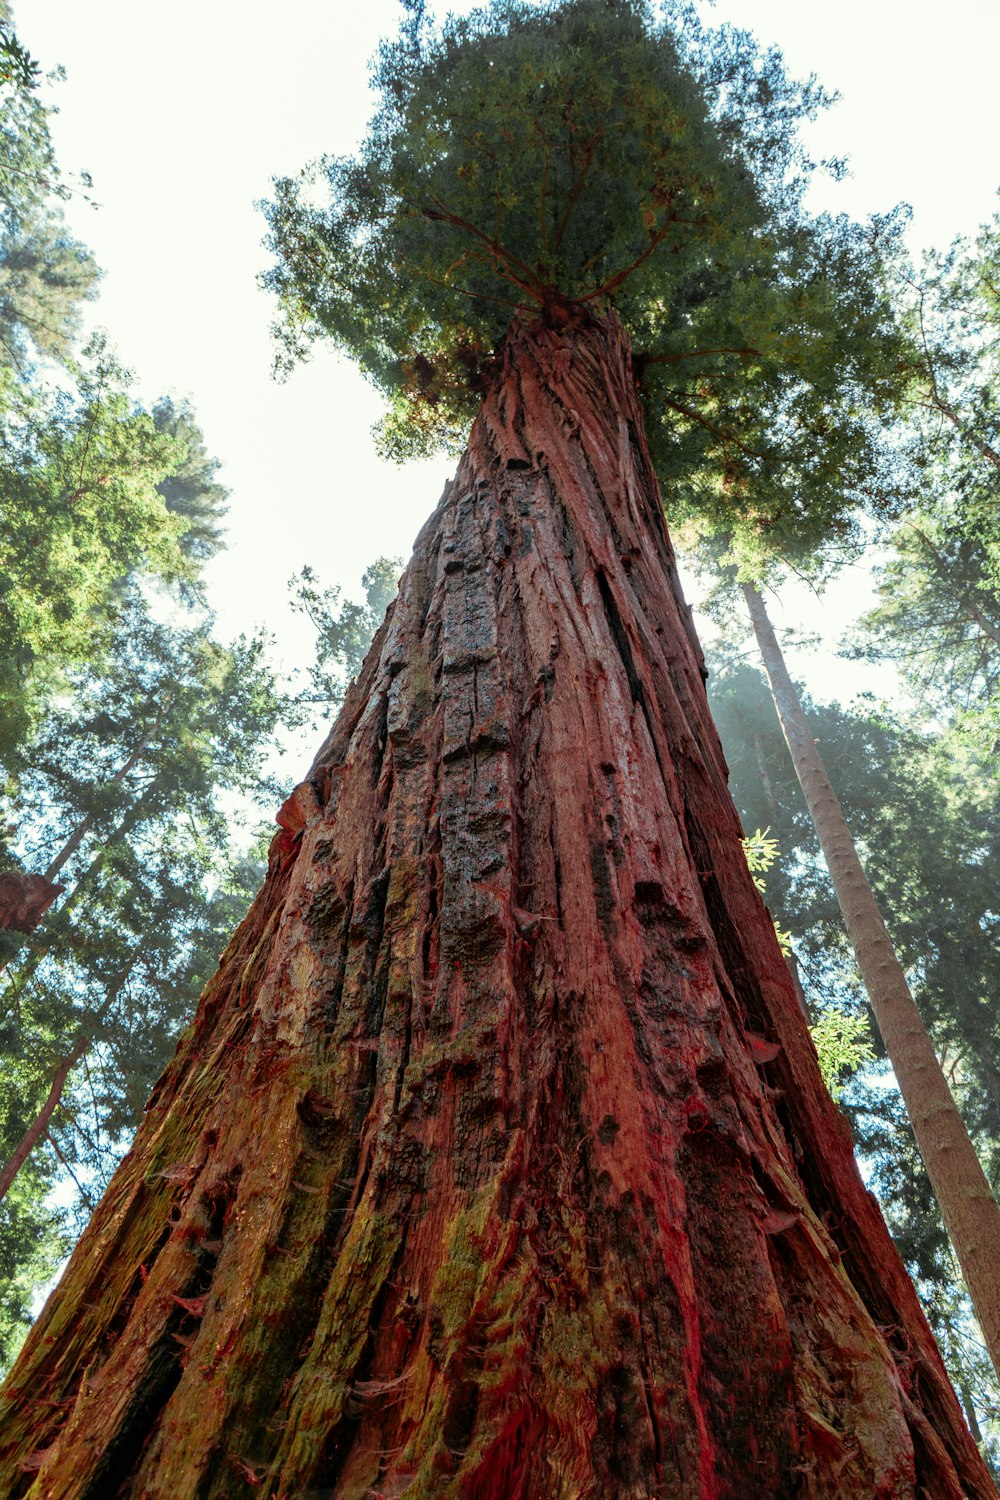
[[0, 311, 993, 1499]]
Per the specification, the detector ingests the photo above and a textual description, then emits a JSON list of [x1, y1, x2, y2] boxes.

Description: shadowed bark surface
[[0, 310, 993, 1499]]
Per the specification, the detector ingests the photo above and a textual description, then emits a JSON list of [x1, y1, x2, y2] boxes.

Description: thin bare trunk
[[0, 710, 166, 938], [44, 1128, 96, 1213], [1, 780, 161, 1002], [929, 391, 1000, 474], [0, 969, 130, 1203], [0, 1042, 86, 1204], [906, 522, 1000, 648], [41, 704, 168, 886], [753, 729, 778, 812], [783, 946, 811, 1025], [743, 578, 1000, 1384]]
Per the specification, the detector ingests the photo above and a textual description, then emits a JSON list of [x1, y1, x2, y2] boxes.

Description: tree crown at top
[[263, 0, 908, 569]]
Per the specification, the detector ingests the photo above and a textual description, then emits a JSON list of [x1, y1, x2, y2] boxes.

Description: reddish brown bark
[[0, 1039, 87, 1204], [0, 872, 62, 933], [0, 310, 992, 1499]]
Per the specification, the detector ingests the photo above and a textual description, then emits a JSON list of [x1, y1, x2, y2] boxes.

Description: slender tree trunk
[[44, 1128, 96, 1213], [783, 946, 811, 1026], [905, 522, 1000, 648], [928, 391, 1000, 474], [0, 311, 992, 1499], [0, 707, 166, 937], [943, 1312, 985, 1449], [743, 578, 1000, 1387], [0, 966, 132, 1204], [753, 728, 778, 813], [0, 780, 162, 1000], [0, 1040, 87, 1204], [41, 702, 168, 886]]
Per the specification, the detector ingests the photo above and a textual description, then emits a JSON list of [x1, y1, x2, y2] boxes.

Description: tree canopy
[[0, 6, 305, 1366], [0, 351, 193, 763], [262, 0, 907, 572], [0, 5, 97, 374], [854, 214, 1000, 743]]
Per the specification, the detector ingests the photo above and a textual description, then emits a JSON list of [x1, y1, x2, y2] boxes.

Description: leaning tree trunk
[[0, 311, 993, 1500], [0, 778, 163, 989], [0, 708, 164, 943], [0, 961, 134, 1205], [743, 578, 1000, 1383]]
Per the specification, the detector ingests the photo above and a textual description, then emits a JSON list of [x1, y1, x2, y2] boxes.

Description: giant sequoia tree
[[0, 4, 993, 1496]]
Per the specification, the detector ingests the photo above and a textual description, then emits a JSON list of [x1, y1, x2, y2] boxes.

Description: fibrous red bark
[[0, 310, 993, 1499]]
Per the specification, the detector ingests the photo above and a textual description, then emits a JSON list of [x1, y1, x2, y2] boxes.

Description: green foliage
[[291, 555, 401, 719], [0, 1104, 65, 1370], [0, 17, 37, 92], [857, 511, 999, 736], [0, 15, 184, 766], [0, 8, 97, 375], [262, 0, 907, 570], [0, 348, 205, 763], [853, 215, 1000, 746], [740, 825, 778, 890], [740, 825, 792, 953], [0, 214, 98, 373], [710, 651, 1000, 1149], [896, 209, 1000, 470], [0, 591, 288, 1348], [151, 398, 229, 570], [0, 8, 58, 235], [0, 5, 289, 1369], [742, 817, 873, 1098], [809, 1008, 875, 1100]]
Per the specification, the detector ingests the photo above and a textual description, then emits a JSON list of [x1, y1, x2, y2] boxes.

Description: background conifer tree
[[0, 4, 315, 1371]]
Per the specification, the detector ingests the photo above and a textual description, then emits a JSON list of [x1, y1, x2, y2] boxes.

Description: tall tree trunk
[[0, 1040, 88, 1206], [0, 311, 992, 1499], [743, 578, 1000, 1387]]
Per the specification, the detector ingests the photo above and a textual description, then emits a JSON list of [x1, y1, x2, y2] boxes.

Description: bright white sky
[[23, 0, 1000, 773]]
